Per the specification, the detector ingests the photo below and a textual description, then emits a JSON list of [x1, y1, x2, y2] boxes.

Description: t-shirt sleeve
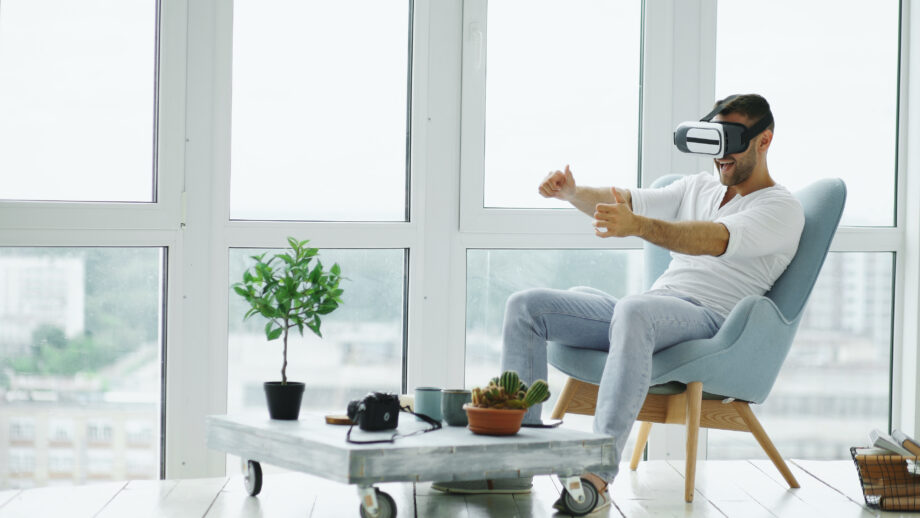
[[629, 175, 689, 221], [716, 195, 805, 259]]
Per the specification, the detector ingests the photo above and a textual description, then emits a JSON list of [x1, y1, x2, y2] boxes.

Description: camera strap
[[345, 406, 443, 445]]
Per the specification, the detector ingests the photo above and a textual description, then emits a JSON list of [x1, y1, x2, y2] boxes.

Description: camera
[[347, 392, 400, 431]]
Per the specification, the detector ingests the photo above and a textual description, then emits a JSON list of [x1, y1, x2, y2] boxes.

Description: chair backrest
[[643, 176, 847, 321]]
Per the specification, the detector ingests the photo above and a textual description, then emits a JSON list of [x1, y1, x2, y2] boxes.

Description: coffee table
[[206, 413, 616, 517]]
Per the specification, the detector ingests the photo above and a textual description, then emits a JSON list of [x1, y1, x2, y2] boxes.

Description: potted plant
[[232, 237, 344, 420], [464, 371, 550, 435]]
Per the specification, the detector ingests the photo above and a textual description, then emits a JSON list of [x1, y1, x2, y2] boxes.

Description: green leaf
[[267, 327, 284, 341]]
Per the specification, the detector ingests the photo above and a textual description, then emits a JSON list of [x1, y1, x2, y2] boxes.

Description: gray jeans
[[500, 286, 725, 483]]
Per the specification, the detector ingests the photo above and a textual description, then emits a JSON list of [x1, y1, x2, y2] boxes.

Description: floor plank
[[206, 473, 316, 518], [790, 460, 868, 507], [1, 460, 908, 517], [0, 489, 21, 509], [748, 459, 877, 518], [790, 459, 920, 517], [157, 477, 231, 517], [513, 475, 564, 518], [614, 461, 726, 517], [96, 479, 180, 518], [681, 460, 820, 518], [664, 460, 777, 518], [0, 481, 126, 518]]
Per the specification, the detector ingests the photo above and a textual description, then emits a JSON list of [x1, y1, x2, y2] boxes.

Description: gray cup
[[441, 389, 472, 426], [414, 387, 442, 422]]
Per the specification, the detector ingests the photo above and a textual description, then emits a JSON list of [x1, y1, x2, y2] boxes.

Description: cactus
[[469, 371, 551, 410], [523, 379, 550, 408], [499, 371, 520, 395]]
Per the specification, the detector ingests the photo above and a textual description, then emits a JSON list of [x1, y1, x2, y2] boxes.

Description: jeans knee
[[611, 295, 654, 329], [505, 288, 550, 320]]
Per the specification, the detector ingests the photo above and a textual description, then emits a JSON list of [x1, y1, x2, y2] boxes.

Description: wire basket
[[851, 447, 920, 511]]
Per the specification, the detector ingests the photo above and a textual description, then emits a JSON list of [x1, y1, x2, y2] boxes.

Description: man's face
[[712, 112, 758, 187]]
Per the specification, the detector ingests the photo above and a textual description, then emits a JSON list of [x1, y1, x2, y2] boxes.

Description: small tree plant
[[233, 237, 344, 384]]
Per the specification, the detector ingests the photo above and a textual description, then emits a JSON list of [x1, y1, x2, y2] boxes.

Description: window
[[0, 0, 157, 202], [9, 418, 35, 443], [229, 0, 412, 221], [709, 253, 893, 459], [0, 0, 912, 483], [7, 448, 35, 476], [465, 249, 646, 451], [87, 420, 114, 445], [49, 420, 74, 445], [48, 449, 75, 476], [0, 248, 163, 488], [481, 0, 642, 209], [715, 0, 899, 226]]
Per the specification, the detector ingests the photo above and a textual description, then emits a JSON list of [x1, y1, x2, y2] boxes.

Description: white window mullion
[[406, 0, 467, 391], [895, 0, 920, 437], [165, 0, 228, 479], [642, 0, 716, 463]]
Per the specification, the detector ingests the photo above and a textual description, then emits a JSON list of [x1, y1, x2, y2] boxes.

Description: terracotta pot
[[463, 404, 526, 436]]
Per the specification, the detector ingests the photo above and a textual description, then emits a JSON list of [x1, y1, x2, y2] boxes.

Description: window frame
[[0, 0, 917, 483]]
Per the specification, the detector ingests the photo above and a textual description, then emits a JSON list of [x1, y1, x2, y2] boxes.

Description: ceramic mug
[[414, 387, 442, 422], [441, 389, 472, 426]]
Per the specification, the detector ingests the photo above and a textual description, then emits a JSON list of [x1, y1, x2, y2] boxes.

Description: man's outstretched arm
[[539, 165, 632, 217], [595, 189, 729, 256]]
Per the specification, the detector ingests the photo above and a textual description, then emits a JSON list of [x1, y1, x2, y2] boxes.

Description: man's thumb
[[612, 187, 625, 203]]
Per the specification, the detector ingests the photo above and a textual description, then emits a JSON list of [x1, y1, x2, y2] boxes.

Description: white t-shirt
[[629, 172, 805, 318]]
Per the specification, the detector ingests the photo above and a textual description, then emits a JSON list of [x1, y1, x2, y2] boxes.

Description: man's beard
[[719, 148, 756, 187]]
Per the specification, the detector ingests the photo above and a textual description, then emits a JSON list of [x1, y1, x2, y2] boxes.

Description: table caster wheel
[[242, 459, 262, 496], [359, 488, 396, 518], [561, 477, 598, 516]]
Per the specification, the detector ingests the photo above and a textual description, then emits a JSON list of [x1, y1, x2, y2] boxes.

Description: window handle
[[469, 22, 484, 70]]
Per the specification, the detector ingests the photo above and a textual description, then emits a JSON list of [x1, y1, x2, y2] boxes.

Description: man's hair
[[714, 94, 774, 132]]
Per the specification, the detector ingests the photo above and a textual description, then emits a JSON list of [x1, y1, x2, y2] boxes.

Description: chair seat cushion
[[547, 343, 729, 400]]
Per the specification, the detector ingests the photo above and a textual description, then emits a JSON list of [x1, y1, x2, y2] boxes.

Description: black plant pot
[[263, 381, 305, 420]]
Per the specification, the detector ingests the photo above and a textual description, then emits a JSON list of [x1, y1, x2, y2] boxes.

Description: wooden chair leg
[[684, 381, 703, 503], [551, 377, 581, 419], [630, 421, 652, 470], [733, 402, 800, 488]]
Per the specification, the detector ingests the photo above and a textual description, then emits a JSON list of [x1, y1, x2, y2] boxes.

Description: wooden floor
[[0, 459, 910, 517]]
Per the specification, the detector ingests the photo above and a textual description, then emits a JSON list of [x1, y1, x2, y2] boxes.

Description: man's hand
[[594, 188, 641, 238], [538, 165, 576, 201]]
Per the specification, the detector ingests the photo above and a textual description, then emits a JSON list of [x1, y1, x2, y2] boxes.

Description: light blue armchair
[[547, 175, 846, 502]]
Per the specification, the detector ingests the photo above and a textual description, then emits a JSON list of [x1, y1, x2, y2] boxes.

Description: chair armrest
[[649, 295, 800, 404]]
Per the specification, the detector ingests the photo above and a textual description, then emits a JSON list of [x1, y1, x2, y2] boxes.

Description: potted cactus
[[233, 237, 344, 420], [464, 370, 550, 435]]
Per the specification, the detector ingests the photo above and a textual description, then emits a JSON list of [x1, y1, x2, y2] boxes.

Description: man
[[434, 94, 804, 513]]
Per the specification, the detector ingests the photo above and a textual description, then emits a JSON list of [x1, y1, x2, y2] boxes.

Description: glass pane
[[716, 0, 898, 226], [230, 1, 410, 221], [0, 248, 163, 488], [708, 253, 893, 460], [227, 249, 405, 416], [483, 1, 641, 209], [465, 249, 643, 444], [0, 1, 157, 202]]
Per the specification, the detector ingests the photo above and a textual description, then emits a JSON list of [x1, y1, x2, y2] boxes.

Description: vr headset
[[673, 96, 773, 159]]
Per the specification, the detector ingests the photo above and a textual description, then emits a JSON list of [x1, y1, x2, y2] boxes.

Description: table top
[[206, 412, 616, 485]]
